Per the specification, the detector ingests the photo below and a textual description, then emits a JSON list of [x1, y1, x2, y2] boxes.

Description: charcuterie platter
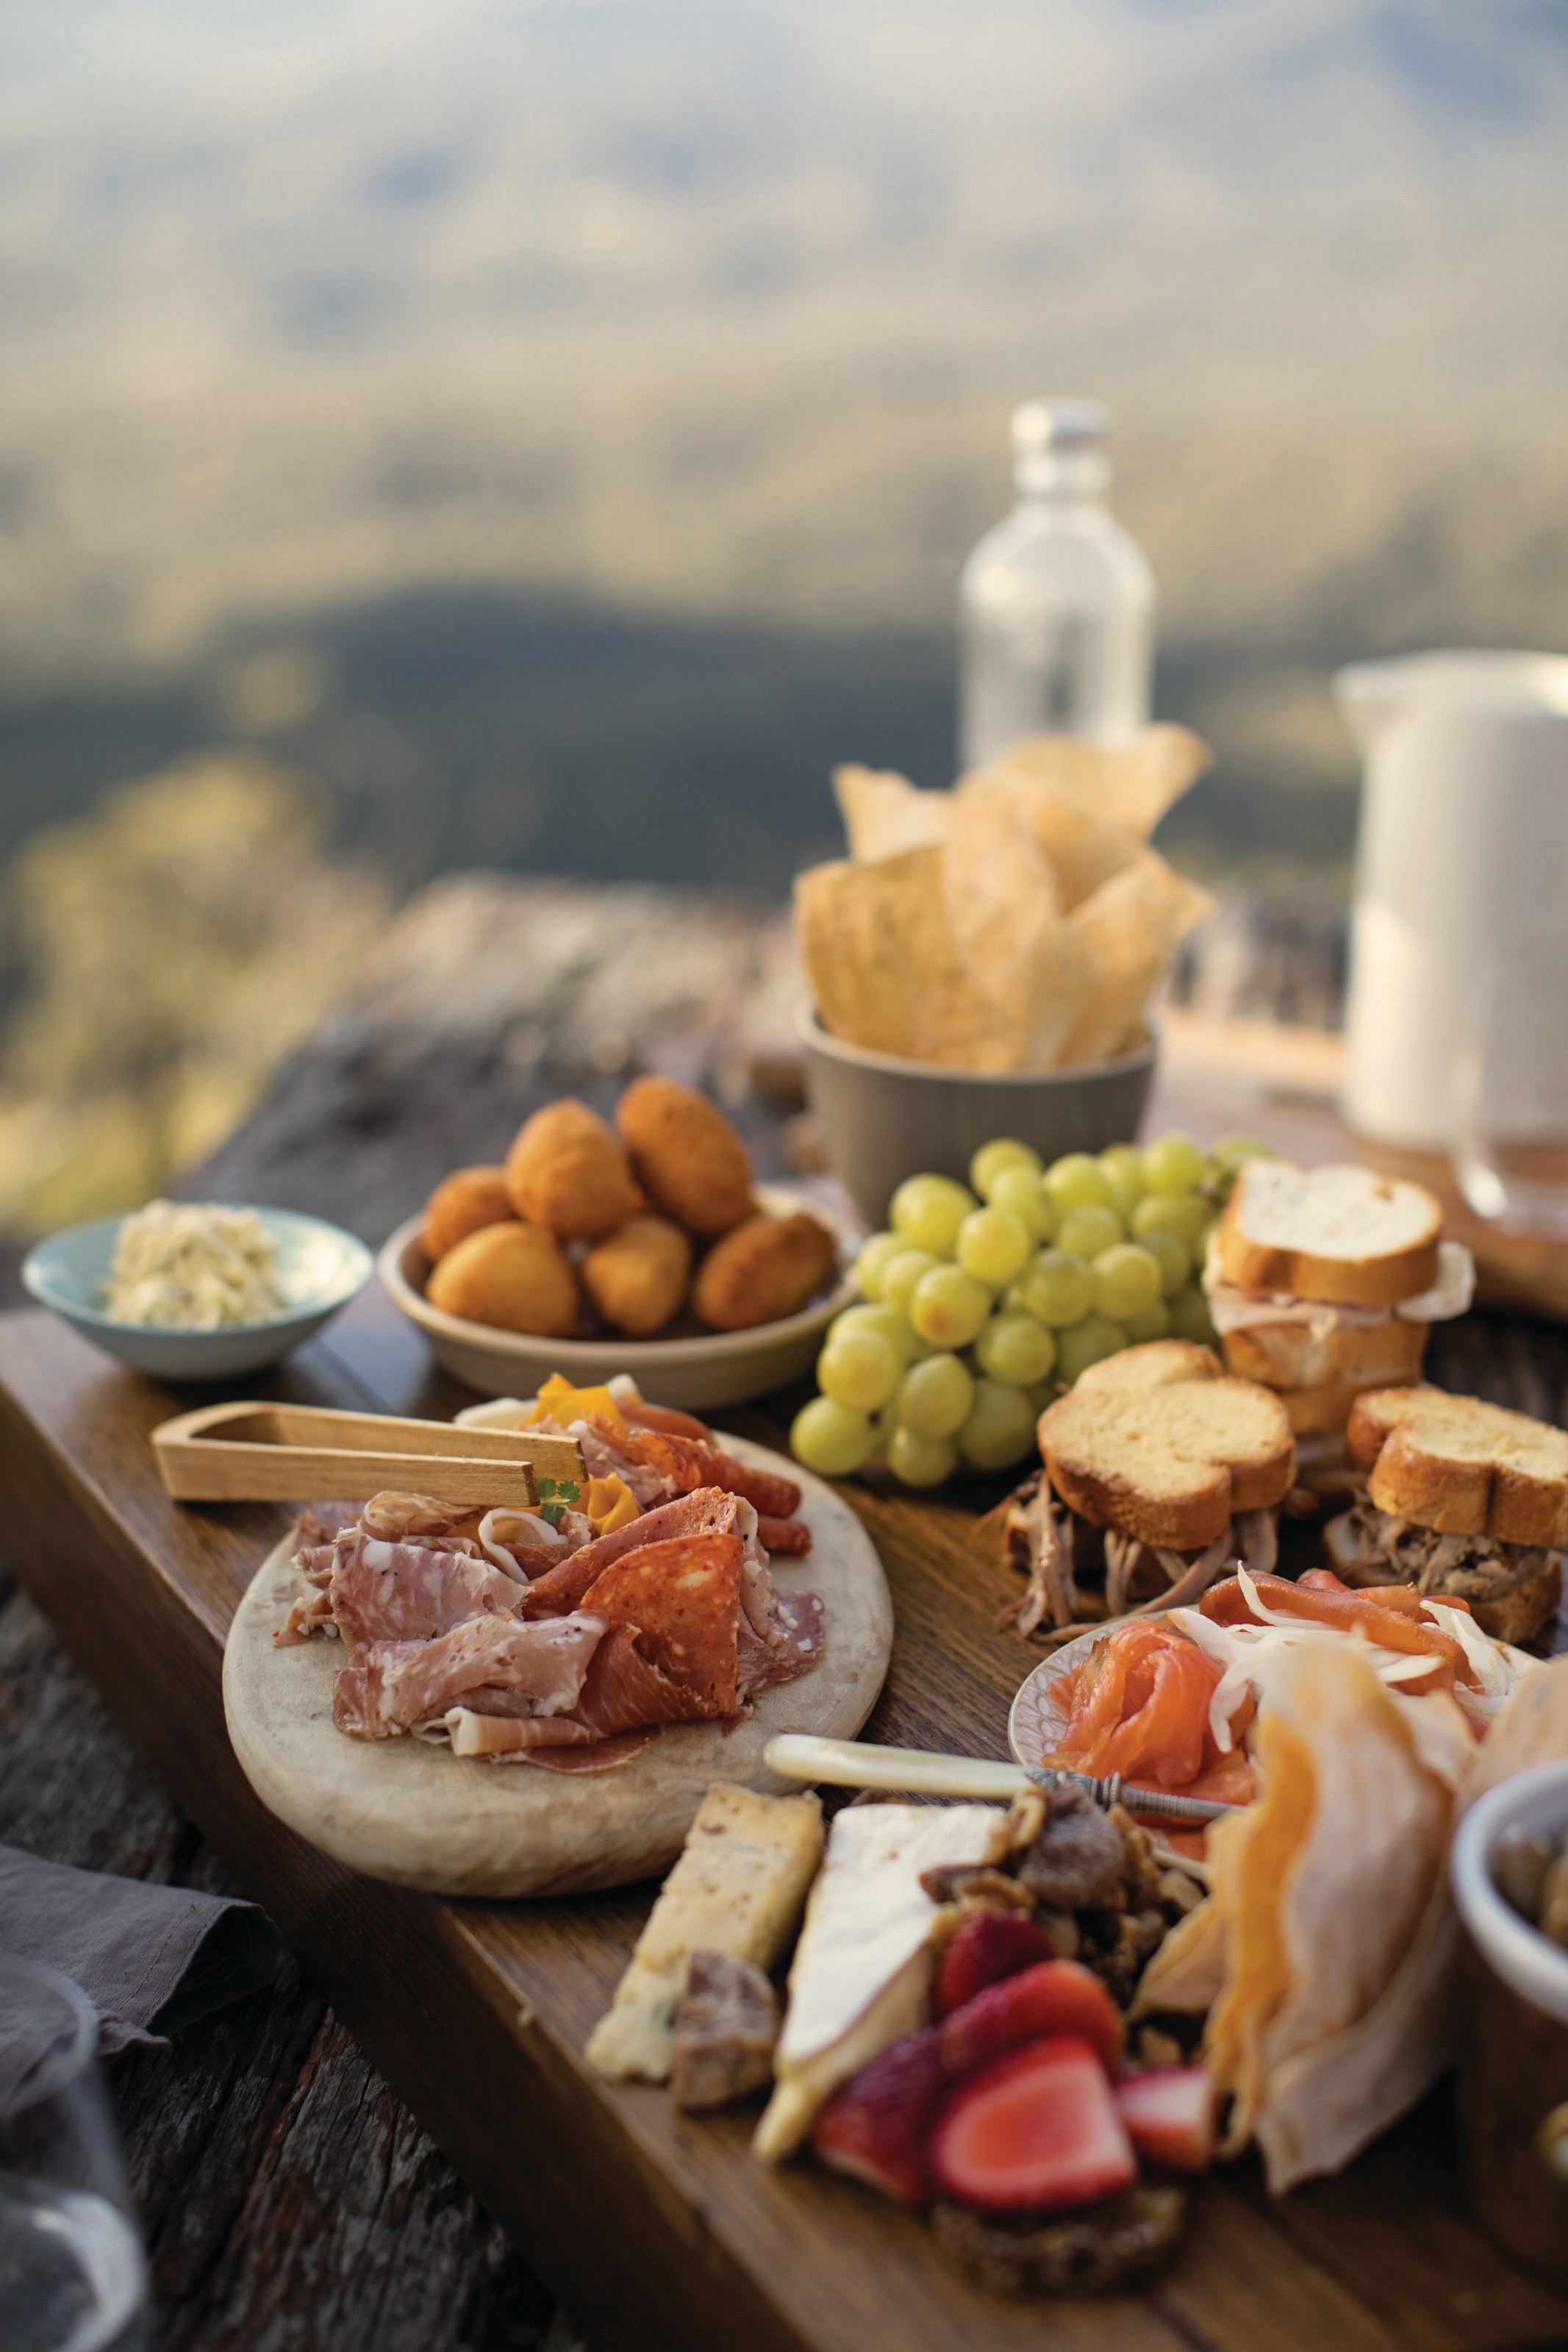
[[222, 1430, 892, 1898]]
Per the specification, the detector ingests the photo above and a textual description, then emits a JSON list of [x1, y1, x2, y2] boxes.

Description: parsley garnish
[[536, 1476, 581, 1529]]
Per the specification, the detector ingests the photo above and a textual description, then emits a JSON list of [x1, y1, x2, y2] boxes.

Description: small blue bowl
[[21, 1206, 374, 1382]]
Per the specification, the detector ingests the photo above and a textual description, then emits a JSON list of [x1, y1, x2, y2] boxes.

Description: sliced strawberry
[[812, 2028, 945, 2206], [1114, 2066, 1216, 2175], [928, 2034, 1136, 2216], [937, 1959, 1123, 2082], [934, 1910, 1057, 2020]]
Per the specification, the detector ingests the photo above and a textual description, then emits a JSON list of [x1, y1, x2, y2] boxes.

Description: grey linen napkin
[[0, 1843, 279, 2055]]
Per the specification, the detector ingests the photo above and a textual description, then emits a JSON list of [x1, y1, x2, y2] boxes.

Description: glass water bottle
[[959, 398, 1154, 767]]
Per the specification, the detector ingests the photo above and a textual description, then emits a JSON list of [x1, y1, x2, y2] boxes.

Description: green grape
[[1098, 1143, 1147, 1221], [889, 1173, 978, 1254], [956, 1379, 1038, 1471], [791, 1395, 878, 1477], [1169, 1285, 1220, 1346], [1043, 1152, 1115, 1215], [1122, 1297, 1173, 1343], [909, 1264, 993, 1349], [970, 1137, 1042, 1200], [987, 1164, 1056, 1243], [1092, 1242, 1162, 1322], [1141, 1229, 1191, 1299], [1130, 1193, 1211, 1251], [1026, 1378, 1061, 1412], [1000, 1276, 1031, 1315], [1141, 1132, 1208, 1198], [1195, 1216, 1220, 1272], [1021, 1248, 1095, 1329], [882, 1247, 940, 1315], [1055, 1313, 1129, 1385], [1210, 1134, 1275, 1175], [896, 1351, 974, 1439], [817, 1326, 901, 1412], [876, 1395, 902, 1446], [975, 1312, 1057, 1387], [853, 1230, 906, 1301], [831, 1301, 918, 1365], [1057, 1204, 1124, 1262], [888, 1424, 959, 1488], [956, 1206, 1031, 1287]]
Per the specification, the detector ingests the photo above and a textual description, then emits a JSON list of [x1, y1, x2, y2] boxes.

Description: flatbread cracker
[[832, 765, 954, 863], [941, 793, 1098, 1068], [1059, 851, 1213, 1064], [795, 851, 1018, 1070], [960, 725, 1211, 841]]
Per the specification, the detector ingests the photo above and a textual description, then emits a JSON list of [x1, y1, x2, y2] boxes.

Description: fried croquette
[[421, 1166, 515, 1263], [583, 1214, 692, 1337], [505, 1100, 638, 1240], [615, 1076, 753, 1236], [426, 1220, 580, 1337], [692, 1212, 837, 1332]]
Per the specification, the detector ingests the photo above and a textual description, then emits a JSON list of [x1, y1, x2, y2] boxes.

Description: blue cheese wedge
[[753, 1801, 1011, 2160], [586, 1784, 824, 2084]]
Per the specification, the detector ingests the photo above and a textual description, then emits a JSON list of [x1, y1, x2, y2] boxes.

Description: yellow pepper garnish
[[526, 1373, 629, 1437], [584, 1474, 640, 1534]]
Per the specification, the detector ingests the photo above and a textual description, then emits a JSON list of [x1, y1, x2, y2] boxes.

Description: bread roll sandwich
[[1003, 1341, 1297, 1638], [1323, 1386, 1566, 1645], [1202, 1160, 1473, 1437]]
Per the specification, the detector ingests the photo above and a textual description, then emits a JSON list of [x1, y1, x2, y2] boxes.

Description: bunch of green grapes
[[790, 1130, 1271, 1488]]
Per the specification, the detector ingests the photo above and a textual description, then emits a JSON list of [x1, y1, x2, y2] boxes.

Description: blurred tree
[[0, 751, 388, 1232]]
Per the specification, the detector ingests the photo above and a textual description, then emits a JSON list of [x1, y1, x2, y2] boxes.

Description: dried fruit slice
[[1114, 2067, 1217, 2176], [928, 2035, 1136, 2216], [811, 2028, 945, 2206], [934, 1911, 1058, 2020], [937, 1961, 1123, 2083]]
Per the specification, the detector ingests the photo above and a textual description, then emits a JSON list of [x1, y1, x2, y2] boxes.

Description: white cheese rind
[[777, 1802, 1008, 2065]]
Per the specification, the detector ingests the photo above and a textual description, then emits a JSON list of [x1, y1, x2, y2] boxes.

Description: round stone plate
[[222, 1434, 893, 1898]]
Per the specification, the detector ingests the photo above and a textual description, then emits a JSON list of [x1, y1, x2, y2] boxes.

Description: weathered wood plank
[[0, 1576, 581, 2352]]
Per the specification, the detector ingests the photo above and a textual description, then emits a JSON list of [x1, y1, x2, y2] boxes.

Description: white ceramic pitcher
[[1334, 649, 1568, 1148]]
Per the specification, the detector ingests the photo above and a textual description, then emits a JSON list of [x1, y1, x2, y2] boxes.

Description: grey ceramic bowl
[[798, 1008, 1159, 1229], [21, 1207, 373, 1381]]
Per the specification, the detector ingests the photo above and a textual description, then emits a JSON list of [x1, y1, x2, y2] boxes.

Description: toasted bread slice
[[1216, 1161, 1441, 1309], [1220, 1312, 1428, 1395], [1039, 1340, 1295, 1550], [1347, 1386, 1568, 1548]]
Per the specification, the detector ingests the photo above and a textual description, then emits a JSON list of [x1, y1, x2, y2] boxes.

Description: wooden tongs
[[151, 1401, 585, 1510]]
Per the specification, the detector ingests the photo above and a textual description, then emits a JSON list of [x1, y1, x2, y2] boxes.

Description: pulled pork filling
[[998, 1471, 1276, 1643], [1323, 1498, 1556, 1608]]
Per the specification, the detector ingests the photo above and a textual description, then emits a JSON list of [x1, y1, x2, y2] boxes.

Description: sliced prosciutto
[[333, 1611, 607, 1738], [277, 1453, 826, 1770]]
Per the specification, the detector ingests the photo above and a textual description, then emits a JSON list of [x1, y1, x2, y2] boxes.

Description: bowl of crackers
[[378, 1077, 857, 1411], [793, 727, 1214, 1226]]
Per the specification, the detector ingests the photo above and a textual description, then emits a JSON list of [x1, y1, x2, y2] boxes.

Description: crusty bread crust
[[1220, 1314, 1427, 1395], [1278, 1374, 1419, 1438], [1039, 1339, 1296, 1550], [1347, 1386, 1568, 1548], [1216, 1162, 1441, 1308]]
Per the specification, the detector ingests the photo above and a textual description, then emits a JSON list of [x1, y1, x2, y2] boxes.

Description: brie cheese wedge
[[752, 1801, 1011, 2160]]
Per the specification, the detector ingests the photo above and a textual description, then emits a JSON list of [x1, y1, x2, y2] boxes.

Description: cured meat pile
[[276, 1401, 824, 1773]]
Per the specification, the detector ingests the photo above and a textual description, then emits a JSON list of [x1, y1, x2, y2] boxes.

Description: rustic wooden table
[[4, 1273, 1568, 2352], [4, 876, 1568, 2351]]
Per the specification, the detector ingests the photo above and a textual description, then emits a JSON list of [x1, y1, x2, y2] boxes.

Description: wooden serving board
[[6, 1289, 1568, 2352], [223, 1439, 892, 1898]]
